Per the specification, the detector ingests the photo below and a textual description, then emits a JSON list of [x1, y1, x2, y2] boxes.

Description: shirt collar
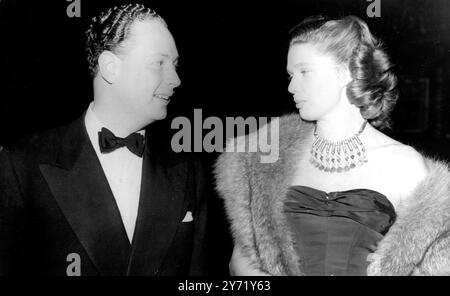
[[84, 102, 146, 155], [85, 101, 146, 137]]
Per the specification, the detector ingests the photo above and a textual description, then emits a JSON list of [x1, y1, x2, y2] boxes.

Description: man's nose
[[168, 68, 181, 88]]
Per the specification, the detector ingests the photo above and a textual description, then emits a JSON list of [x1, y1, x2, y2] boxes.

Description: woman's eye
[[300, 70, 310, 74]]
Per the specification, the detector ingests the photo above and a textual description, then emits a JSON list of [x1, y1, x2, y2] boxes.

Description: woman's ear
[[98, 51, 120, 84], [337, 65, 352, 87]]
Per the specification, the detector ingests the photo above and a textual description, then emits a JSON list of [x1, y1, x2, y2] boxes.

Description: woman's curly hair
[[289, 15, 398, 129], [85, 3, 166, 78]]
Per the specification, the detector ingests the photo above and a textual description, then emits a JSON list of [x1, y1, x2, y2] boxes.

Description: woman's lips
[[294, 100, 306, 108]]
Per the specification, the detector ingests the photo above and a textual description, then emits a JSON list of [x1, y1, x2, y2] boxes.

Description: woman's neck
[[315, 102, 367, 141]]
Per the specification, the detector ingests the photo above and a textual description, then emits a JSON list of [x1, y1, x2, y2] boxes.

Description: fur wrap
[[214, 113, 450, 276]]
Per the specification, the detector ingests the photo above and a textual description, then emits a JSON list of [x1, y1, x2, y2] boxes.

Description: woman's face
[[287, 43, 348, 121]]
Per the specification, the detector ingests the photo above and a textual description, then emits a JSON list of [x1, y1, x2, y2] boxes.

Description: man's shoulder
[[6, 125, 67, 152], [2, 119, 80, 165]]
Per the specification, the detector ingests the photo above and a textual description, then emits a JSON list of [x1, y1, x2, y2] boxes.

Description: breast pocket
[[172, 209, 195, 251], [160, 218, 195, 275]]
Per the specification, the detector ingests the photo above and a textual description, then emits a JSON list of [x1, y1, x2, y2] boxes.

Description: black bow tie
[[98, 127, 145, 157]]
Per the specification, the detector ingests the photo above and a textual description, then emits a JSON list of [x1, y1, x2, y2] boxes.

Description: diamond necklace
[[310, 121, 368, 173]]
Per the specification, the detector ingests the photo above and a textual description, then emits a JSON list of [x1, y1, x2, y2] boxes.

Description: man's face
[[113, 19, 181, 124]]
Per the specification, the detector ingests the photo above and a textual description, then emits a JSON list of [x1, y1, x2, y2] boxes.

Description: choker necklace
[[310, 121, 368, 173]]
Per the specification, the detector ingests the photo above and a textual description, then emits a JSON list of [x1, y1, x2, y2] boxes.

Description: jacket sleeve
[[214, 147, 261, 270], [0, 148, 27, 275]]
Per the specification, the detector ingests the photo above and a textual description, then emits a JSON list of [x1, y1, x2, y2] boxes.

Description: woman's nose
[[288, 78, 296, 94]]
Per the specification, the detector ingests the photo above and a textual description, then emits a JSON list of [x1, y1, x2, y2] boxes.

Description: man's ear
[[98, 51, 120, 84]]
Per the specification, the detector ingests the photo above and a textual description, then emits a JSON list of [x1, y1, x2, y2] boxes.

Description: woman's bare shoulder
[[373, 142, 428, 198], [366, 129, 428, 198]]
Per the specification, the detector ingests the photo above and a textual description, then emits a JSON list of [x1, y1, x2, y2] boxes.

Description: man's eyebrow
[[150, 52, 169, 57], [150, 53, 177, 59], [150, 53, 179, 64]]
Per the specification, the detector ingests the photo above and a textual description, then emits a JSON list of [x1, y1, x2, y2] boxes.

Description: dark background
[[1, 0, 450, 275]]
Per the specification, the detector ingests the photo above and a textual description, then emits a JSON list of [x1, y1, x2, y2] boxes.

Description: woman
[[215, 15, 450, 275]]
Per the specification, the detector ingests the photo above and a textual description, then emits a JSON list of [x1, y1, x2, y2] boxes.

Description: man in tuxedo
[[0, 3, 208, 276]]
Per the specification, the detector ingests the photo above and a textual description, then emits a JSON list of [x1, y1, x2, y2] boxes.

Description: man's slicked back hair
[[85, 3, 166, 78]]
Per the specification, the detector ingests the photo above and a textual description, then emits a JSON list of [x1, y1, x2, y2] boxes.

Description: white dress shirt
[[84, 102, 144, 243]]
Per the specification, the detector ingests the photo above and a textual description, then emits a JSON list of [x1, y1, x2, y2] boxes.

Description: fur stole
[[214, 113, 450, 275]]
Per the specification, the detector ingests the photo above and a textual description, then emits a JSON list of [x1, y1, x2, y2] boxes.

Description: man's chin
[[147, 109, 168, 123]]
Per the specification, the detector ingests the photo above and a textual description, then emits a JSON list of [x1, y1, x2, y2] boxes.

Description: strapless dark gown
[[284, 185, 396, 276]]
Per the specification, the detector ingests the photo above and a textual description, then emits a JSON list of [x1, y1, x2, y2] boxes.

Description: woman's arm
[[229, 245, 270, 276], [215, 141, 265, 275]]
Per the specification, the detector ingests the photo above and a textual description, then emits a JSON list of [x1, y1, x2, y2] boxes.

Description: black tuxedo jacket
[[0, 114, 208, 276]]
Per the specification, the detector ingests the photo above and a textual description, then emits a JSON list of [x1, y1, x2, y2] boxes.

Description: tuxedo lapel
[[39, 115, 131, 276], [126, 136, 188, 275]]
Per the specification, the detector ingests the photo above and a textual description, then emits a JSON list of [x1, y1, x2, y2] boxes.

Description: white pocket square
[[182, 211, 193, 222]]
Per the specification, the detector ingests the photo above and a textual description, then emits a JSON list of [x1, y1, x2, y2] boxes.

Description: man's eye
[[301, 70, 310, 74], [152, 60, 164, 67]]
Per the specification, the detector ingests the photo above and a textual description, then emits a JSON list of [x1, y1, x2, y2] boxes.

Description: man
[[0, 3, 208, 276]]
